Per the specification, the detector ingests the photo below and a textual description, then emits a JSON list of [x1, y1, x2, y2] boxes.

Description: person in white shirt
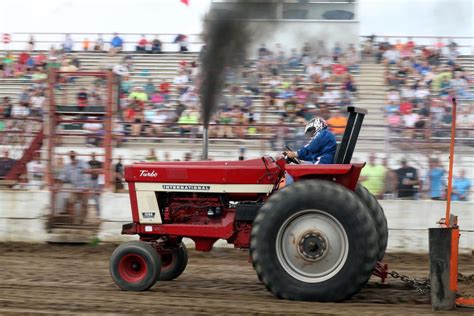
[[383, 47, 400, 64], [83, 117, 103, 147], [27, 156, 44, 189], [12, 104, 30, 117], [173, 71, 189, 95], [403, 109, 420, 128], [30, 92, 46, 116], [306, 62, 322, 79]]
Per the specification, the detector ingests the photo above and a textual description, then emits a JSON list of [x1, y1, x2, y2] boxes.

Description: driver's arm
[[297, 132, 323, 161]]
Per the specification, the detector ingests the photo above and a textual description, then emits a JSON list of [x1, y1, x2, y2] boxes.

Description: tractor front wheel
[[109, 241, 161, 291], [158, 243, 188, 281], [250, 180, 378, 302]]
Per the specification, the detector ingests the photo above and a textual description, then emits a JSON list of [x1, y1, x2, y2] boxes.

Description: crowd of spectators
[[360, 153, 471, 201], [102, 40, 360, 143], [378, 37, 474, 140]]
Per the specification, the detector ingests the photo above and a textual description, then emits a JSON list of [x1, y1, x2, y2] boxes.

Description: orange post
[[444, 97, 457, 227]]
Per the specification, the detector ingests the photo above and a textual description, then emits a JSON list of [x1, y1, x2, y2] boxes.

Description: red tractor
[[109, 107, 388, 302]]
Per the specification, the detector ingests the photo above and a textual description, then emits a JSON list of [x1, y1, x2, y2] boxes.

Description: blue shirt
[[429, 168, 445, 198], [297, 128, 337, 164], [452, 177, 471, 201], [111, 36, 123, 48]]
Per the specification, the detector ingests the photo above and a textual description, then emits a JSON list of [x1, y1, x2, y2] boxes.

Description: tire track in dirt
[[1, 243, 472, 315]]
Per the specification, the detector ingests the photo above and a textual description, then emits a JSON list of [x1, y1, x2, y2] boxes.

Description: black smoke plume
[[199, 4, 251, 128]]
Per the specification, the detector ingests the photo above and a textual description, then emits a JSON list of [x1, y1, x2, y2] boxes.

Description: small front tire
[[158, 243, 188, 281], [110, 241, 161, 291]]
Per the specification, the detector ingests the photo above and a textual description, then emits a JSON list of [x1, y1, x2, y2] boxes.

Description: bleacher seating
[[1, 51, 473, 160]]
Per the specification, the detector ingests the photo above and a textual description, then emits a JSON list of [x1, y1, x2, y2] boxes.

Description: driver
[[285, 117, 337, 165]]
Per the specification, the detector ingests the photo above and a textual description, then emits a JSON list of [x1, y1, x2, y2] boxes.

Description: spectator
[[30, 90, 46, 117], [383, 45, 400, 65], [327, 109, 347, 135], [88, 152, 103, 216], [332, 42, 342, 62], [27, 35, 35, 51], [145, 149, 158, 162], [144, 79, 155, 96], [360, 153, 387, 198], [110, 33, 124, 55], [427, 158, 446, 200], [120, 76, 133, 95], [399, 98, 413, 115], [62, 34, 74, 53], [27, 153, 45, 190], [128, 86, 148, 101], [173, 70, 189, 95], [58, 151, 90, 223], [114, 156, 124, 192], [342, 74, 357, 96], [376, 37, 390, 64], [402, 108, 420, 138], [2, 97, 13, 118], [155, 79, 170, 96], [174, 34, 188, 53], [152, 36, 162, 54], [83, 117, 103, 147], [451, 72, 472, 99], [382, 157, 398, 199], [184, 152, 192, 161], [0, 150, 16, 178], [178, 109, 199, 137], [77, 88, 88, 108], [452, 170, 471, 201], [136, 35, 148, 52], [94, 34, 104, 52], [12, 102, 30, 118], [82, 38, 90, 51], [395, 157, 419, 199]]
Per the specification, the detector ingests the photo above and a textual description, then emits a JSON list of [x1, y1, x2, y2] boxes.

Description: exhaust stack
[[202, 127, 209, 160]]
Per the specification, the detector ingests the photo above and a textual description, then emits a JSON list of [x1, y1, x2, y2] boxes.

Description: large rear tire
[[355, 184, 388, 261], [109, 241, 161, 291], [250, 180, 378, 302]]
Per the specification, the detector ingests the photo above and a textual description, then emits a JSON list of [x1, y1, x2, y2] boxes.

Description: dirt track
[[0, 243, 472, 315]]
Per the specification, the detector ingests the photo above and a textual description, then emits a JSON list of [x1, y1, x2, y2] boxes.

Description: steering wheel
[[283, 145, 301, 165]]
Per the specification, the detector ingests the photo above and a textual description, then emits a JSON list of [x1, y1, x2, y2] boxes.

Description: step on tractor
[[109, 107, 389, 302]]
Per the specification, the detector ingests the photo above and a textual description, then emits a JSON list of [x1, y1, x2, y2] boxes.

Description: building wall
[[1, 190, 472, 253]]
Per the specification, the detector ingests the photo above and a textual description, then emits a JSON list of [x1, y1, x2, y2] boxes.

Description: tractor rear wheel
[[355, 184, 388, 261], [250, 180, 378, 302], [109, 241, 161, 291], [158, 243, 188, 281]]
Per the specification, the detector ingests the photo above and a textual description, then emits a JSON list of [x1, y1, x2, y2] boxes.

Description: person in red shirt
[[18, 52, 30, 65], [331, 63, 347, 81], [159, 80, 171, 103], [405, 37, 415, 51], [136, 35, 148, 53], [35, 53, 47, 68], [399, 98, 413, 115], [124, 106, 136, 122]]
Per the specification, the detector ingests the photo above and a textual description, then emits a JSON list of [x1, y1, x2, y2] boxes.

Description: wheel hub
[[275, 209, 349, 283], [298, 232, 327, 261], [131, 262, 141, 271]]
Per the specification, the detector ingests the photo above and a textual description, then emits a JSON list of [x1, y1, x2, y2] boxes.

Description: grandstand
[[1, 35, 473, 198]]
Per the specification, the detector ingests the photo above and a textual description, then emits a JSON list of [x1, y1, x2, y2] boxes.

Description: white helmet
[[304, 117, 327, 137]]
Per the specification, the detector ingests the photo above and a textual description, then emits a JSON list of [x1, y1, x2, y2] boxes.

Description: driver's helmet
[[304, 117, 327, 138]]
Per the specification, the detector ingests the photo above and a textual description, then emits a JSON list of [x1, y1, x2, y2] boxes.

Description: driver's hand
[[286, 151, 297, 159]]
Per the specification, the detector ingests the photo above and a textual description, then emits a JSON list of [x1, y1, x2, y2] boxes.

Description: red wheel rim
[[118, 254, 148, 283]]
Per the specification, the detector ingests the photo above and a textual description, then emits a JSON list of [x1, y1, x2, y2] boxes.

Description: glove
[[285, 151, 298, 159]]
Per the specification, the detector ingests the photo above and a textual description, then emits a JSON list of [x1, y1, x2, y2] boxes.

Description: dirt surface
[[0, 243, 472, 315]]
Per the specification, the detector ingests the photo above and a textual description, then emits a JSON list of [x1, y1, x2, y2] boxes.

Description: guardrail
[[1, 32, 204, 53]]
